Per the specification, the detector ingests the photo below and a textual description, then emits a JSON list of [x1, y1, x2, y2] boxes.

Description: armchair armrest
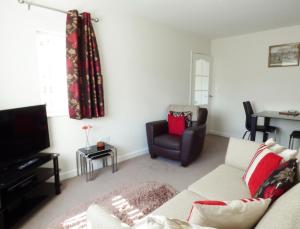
[[146, 120, 168, 140], [180, 124, 206, 166], [146, 120, 168, 157]]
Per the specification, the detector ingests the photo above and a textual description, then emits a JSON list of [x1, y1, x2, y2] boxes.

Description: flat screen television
[[0, 105, 50, 168]]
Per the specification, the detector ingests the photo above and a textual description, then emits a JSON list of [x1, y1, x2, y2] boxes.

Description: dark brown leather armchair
[[146, 105, 208, 166]]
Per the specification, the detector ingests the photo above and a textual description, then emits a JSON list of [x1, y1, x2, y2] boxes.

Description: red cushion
[[247, 152, 283, 196], [254, 159, 297, 201], [168, 114, 185, 136]]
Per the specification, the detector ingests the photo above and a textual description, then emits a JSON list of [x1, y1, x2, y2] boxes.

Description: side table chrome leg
[[111, 154, 115, 173], [85, 157, 89, 182], [114, 148, 118, 172], [91, 160, 94, 180], [76, 151, 79, 176], [80, 154, 84, 175], [88, 159, 93, 181]]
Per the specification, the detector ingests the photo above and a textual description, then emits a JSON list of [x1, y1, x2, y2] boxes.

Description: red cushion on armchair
[[168, 114, 185, 136]]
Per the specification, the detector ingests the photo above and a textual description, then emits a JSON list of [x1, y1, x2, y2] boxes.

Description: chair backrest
[[243, 101, 254, 131], [167, 105, 207, 125]]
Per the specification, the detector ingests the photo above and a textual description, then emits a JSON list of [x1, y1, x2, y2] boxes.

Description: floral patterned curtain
[[66, 10, 104, 119]]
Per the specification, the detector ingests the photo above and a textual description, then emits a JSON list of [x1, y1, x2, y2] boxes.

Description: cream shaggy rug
[[48, 182, 177, 229]]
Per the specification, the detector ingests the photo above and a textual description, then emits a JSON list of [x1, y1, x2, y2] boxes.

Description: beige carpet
[[14, 134, 228, 229]]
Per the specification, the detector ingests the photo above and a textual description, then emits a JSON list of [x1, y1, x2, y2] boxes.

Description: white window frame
[[36, 30, 69, 117]]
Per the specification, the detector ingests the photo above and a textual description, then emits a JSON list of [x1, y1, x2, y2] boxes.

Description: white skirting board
[[207, 129, 234, 138], [59, 148, 149, 180]]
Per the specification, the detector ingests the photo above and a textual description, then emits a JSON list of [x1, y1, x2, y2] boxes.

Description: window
[[36, 31, 68, 117], [191, 54, 211, 107]]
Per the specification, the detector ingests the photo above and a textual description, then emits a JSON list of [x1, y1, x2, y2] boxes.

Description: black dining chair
[[289, 131, 300, 149], [242, 101, 278, 140]]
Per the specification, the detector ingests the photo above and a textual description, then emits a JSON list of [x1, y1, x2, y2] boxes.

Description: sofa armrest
[[225, 137, 261, 170], [180, 124, 206, 166], [87, 204, 129, 229], [146, 120, 168, 144]]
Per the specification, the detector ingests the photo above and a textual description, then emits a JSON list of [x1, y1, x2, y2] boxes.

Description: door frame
[[189, 51, 213, 109]]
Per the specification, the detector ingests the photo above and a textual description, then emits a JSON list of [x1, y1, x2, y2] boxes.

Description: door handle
[[209, 95, 213, 98]]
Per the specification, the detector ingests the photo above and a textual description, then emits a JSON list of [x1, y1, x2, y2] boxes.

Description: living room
[[0, 0, 300, 228]]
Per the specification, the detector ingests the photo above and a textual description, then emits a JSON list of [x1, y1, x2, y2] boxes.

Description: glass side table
[[76, 143, 117, 181]]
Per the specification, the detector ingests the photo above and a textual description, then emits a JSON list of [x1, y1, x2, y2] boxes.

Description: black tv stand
[[17, 158, 39, 170], [0, 153, 60, 228]]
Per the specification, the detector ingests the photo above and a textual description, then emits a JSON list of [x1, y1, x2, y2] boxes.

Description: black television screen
[[0, 105, 50, 165]]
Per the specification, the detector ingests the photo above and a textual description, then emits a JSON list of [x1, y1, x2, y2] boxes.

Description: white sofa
[[87, 138, 300, 229]]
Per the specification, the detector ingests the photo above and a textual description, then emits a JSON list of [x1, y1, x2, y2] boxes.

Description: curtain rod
[[18, 0, 100, 22]]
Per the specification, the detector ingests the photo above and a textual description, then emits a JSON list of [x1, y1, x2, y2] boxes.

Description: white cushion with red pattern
[[242, 145, 283, 196], [187, 198, 271, 229], [264, 138, 298, 161]]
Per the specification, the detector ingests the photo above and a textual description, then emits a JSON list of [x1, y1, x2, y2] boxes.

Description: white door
[[190, 53, 212, 109]]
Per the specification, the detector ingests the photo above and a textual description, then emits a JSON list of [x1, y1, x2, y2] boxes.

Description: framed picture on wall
[[268, 43, 300, 67]]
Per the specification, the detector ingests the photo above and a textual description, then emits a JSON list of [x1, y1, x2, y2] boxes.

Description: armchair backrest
[[167, 105, 207, 125]]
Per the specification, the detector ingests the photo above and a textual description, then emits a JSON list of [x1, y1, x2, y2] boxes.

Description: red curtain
[[66, 10, 105, 119]]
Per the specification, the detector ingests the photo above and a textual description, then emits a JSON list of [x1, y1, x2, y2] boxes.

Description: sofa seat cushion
[[154, 134, 181, 150], [87, 204, 129, 229], [188, 165, 251, 200], [152, 190, 206, 221], [255, 183, 300, 229]]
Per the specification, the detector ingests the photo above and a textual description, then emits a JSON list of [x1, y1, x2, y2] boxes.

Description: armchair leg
[[150, 154, 157, 159], [181, 161, 189, 167]]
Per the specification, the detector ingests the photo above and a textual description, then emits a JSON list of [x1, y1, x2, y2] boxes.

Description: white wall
[[0, 0, 210, 179], [210, 25, 300, 147]]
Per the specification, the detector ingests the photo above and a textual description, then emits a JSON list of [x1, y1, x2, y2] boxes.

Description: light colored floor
[[15, 134, 228, 229]]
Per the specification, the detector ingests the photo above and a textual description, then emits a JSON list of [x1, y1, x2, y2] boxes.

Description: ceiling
[[118, 0, 300, 39], [19, 0, 300, 39]]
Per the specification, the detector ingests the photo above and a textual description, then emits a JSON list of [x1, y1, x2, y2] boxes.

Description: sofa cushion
[[225, 138, 300, 181], [154, 134, 181, 150], [87, 204, 129, 229], [188, 165, 251, 200], [254, 159, 298, 200], [152, 190, 206, 220], [168, 105, 200, 122], [169, 111, 193, 127], [255, 183, 300, 229], [168, 114, 186, 136], [134, 215, 216, 229], [188, 198, 271, 229], [225, 138, 261, 170], [243, 148, 283, 197]]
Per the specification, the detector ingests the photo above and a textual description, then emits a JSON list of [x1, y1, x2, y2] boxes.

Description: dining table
[[250, 110, 300, 142]]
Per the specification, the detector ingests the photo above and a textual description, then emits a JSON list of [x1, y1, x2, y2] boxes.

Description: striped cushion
[[264, 138, 298, 161], [243, 146, 283, 196], [188, 198, 271, 229]]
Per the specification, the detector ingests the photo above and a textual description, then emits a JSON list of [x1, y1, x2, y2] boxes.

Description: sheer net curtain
[[66, 10, 105, 119]]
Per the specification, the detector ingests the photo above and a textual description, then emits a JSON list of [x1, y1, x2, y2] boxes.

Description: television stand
[[0, 153, 60, 228], [17, 158, 39, 170]]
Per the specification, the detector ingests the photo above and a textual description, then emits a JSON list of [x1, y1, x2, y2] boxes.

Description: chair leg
[[243, 131, 249, 139], [248, 133, 251, 140], [289, 136, 292, 149], [274, 129, 277, 141], [291, 137, 294, 149]]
